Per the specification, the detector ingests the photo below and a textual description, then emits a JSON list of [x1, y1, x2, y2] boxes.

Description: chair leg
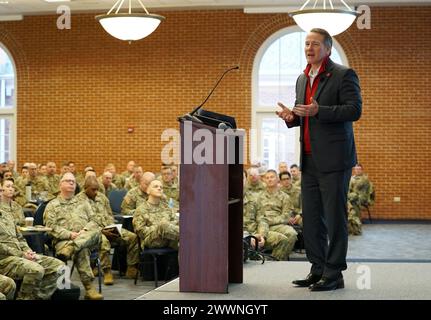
[[117, 253, 123, 277], [367, 207, 372, 223], [153, 255, 159, 287], [134, 263, 139, 285], [164, 255, 175, 282], [97, 257, 102, 293]]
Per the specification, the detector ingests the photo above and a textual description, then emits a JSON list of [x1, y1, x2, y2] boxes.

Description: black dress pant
[[301, 154, 351, 279]]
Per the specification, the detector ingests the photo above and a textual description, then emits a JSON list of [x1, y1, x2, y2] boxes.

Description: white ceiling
[[0, 0, 430, 16]]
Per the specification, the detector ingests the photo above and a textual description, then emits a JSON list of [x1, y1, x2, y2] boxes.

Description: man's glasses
[[61, 179, 76, 184]]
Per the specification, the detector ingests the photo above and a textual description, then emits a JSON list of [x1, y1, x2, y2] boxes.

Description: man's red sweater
[[303, 57, 329, 154]]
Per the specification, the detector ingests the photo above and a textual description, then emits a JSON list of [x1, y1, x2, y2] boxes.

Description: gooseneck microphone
[[189, 65, 239, 117]]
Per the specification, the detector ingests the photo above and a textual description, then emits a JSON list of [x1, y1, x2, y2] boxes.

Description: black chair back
[[108, 189, 128, 215], [33, 200, 52, 226]]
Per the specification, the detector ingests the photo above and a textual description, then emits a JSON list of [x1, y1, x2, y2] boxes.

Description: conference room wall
[[0, 7, 429, 219]]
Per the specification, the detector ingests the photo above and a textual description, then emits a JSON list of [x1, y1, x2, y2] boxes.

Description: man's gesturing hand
[[292, 97, 319, 117], [276, 102, 295, 122]]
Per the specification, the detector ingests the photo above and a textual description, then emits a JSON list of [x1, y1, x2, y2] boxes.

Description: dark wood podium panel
[[179, 120, 243, 293]]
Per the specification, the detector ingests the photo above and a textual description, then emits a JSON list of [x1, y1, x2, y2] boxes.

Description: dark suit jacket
[[287, 59, 362, 173]]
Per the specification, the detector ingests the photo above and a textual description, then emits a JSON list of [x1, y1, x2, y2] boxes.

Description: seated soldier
[[121, 161, 136, 179], [46, 162, 60, 196], [243, 192, 266, 250], [2, 170, 14, 180], [14, 163, 51, 204], [133, 180, 179, 250], [242, 167, 265, 249], [255, 170, 297, 260], [121, 172, 155, 216], [44, 172, 103, 300], [278, 162, 289, 175], [6, 160, 18, 179], [99, 171, 118, 198], [76, 176, 140, 282], [289, 164, 301, 188], [159, 166, 179, 207], [0, 203, 64, 300], [244, 167, 265, 203], [104, 163, 125, 190], [347, 200, 362, 236], [0, 178, 26, 226], [348, 163, 373, 223], [82, 169, 106, 195], [124, 165, 143, 190], [0, 274, 15, 300], [170, 165, 179, 185], [279, 171, 302, 227]]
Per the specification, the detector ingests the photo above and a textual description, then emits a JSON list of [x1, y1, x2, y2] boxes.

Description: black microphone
[[189, 65, 239, 117], [179, 66, 239, 123]]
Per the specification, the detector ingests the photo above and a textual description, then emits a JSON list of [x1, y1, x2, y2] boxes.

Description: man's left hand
[[293, 97, 319, 117]]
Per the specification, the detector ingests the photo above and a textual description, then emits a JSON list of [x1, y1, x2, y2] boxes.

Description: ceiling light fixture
[[95, 0, 165, 42], [289, 0, 358, 36]]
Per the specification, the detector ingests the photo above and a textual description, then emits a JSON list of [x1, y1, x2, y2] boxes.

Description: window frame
[[0, 43, 17, 163], [251, 25, 349, 167]]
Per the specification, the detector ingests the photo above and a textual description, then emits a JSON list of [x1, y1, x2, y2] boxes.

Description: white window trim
[[0, 43, 17, 162], [251, 25, 349, 165]]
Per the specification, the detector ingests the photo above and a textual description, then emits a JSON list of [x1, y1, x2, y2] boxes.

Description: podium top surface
[[179, 118, 245, 135]]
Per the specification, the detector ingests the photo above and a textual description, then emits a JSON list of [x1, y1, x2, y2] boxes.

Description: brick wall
[[0, 7, 429, 219]]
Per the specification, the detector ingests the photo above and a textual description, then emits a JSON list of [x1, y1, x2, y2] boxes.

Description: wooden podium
[[179, 119, 244, 293]]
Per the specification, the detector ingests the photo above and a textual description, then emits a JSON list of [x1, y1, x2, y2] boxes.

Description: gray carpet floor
[[72, 222, 431, 300], [137, 261, 431, 300]]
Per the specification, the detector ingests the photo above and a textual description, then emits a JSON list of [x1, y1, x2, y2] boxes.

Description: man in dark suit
[[277, 28, 362, 291]]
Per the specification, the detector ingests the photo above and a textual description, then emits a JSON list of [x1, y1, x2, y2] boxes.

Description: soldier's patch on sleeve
[[124, 196, 131, 205]]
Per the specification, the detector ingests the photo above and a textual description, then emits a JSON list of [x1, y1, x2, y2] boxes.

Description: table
[[20, 226, 51, 254]]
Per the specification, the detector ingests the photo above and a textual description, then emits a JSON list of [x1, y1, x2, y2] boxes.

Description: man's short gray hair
[[310, 28, 333, 50]]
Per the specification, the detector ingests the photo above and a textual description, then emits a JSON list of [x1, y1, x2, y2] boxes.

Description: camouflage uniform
[[99, 181, 118, 198], [347, 201, 362, 235], [348, 174, 372, 221], [0, 200, 25, 226], [13, 175, 52, 207], [76, 191, 139, 269], [79, 180, 106, 196], [292, 176, 301, 189], [121, 171, 132, 179], [12, 176, 29, 206], [244, 180, 266, 203], [112, 174, 126, 190], [0, 210, 65, 300], [44, 195, 101, 284], [15, 175, 50, 199], [133, 200, 179, 250], [74, 173, 85, 190], [243, 193, 264, 235], [0, 274, 16, 300], [256, 190, 297, 260], [280, 184, 302, 226], [46, 174, 60, 196], [162, 181, 179, 203], [124, 178, 139, 191], [121, 187, 148, 216]]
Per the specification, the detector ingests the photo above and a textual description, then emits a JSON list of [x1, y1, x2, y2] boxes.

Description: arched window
[[251, 26, 348, 170], [0, 45, 16, 163]]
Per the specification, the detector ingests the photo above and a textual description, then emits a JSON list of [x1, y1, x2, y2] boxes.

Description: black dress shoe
[[292, 273, 322, 287], [309, 276, 344, 291]]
